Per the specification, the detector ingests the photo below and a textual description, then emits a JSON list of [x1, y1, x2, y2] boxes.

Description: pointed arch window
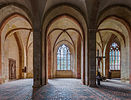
[[57, 44, 71, 70], [109, 42, 120, 70]]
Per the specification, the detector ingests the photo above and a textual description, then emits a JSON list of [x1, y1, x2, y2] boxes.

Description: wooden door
[[9, 59, 16, 80]]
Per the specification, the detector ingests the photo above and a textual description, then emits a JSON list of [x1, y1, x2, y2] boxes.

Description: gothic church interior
[[0, 0, 131, 100]]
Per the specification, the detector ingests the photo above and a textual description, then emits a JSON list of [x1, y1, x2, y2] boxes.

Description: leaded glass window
[[109, 42, 120, 70], [57, 44, 71, 70]]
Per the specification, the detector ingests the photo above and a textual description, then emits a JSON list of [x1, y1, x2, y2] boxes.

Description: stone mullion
[[70, 54, 71, 70], [116, 50, 117, 70], [117, 50, 118, 70], [88, 28, 96, 87], [63, 52, 64, 70], [113, 49, 115, 70], [60, 51, 61, 70], [119, 50, 120, 69], [111, 50, 112, 70], [66, 52, 68, 70], [111, 50, 113, 70]]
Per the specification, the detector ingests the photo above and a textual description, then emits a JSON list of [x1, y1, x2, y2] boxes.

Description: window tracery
[[109, 42, 120, 70], [57, 44, 71, 70]]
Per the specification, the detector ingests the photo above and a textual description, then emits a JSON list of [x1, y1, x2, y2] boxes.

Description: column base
[[32, 85, 42, 89], [0, 78, 2, 84], [0, 77, 4, 84], [89, 83, 97, 87]]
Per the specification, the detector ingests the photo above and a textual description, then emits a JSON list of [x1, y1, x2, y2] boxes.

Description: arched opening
[[45, 14, 84, 83], [0, 14, 33, 84], [96, 16, 130, 83], [42, 4, 88, 85], [1, 1, 131, 100]]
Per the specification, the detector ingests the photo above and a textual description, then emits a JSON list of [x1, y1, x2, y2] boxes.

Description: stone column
[[0, 37, 2, 84], [31, 0, 48, 88], [33, 28, 42, 88], [77, 37, 81, 79], [88, 28, 96, 87]]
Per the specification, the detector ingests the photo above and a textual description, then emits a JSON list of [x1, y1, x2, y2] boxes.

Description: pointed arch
[[0, 12, 33, 83]]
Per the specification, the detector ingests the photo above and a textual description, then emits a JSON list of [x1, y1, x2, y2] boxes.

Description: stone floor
[[0, 78, 131, 100], [0, 79, 33, 100]]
